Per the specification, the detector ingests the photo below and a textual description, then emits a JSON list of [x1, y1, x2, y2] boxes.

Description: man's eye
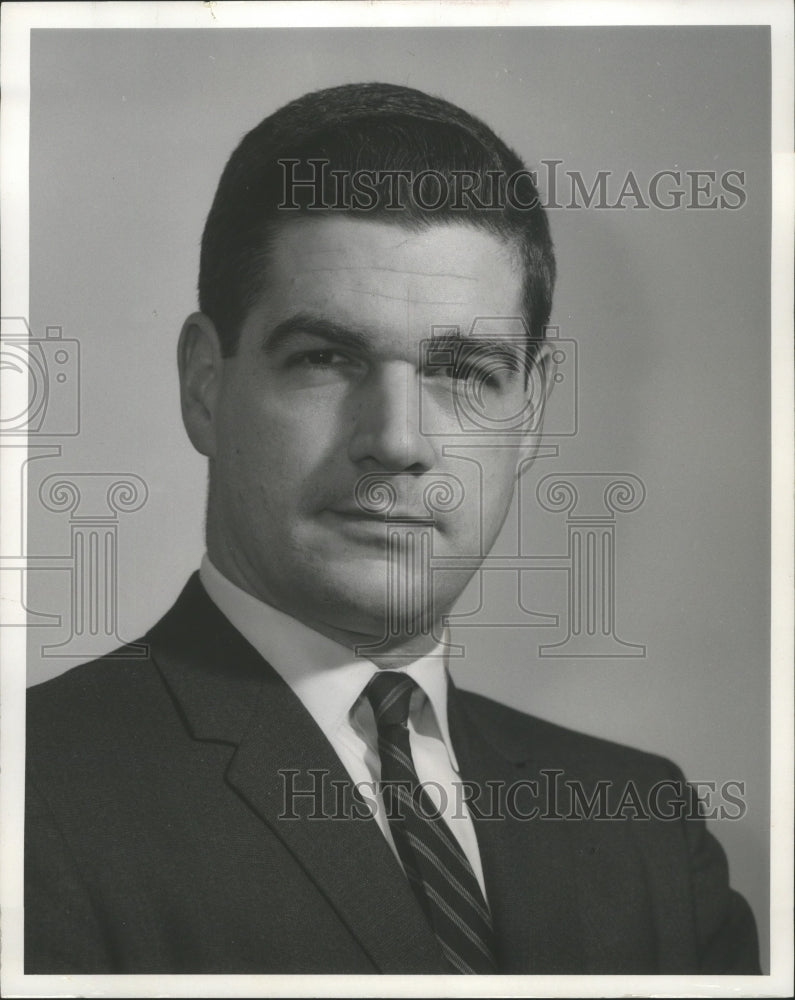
[[289, 349, 351, 369], [430, 363, 496, 385], [426, 359, 512, 391], [425, 345, 520, 392]]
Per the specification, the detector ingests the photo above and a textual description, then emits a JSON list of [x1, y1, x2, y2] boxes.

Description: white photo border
[[1, 2, 792, 997]]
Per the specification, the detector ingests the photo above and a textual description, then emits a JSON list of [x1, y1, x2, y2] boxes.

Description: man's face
[[186, 216, 541, 645]]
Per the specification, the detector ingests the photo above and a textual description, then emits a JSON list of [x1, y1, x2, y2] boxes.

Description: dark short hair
[[199, 82, 555, 356]]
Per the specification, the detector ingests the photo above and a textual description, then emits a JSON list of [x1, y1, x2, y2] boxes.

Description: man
[[25, 83, 760, 975]]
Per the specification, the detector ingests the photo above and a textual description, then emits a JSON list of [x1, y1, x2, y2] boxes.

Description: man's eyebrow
[[427, 329, 527, 356], [425, 330, 537, 374], [262, 313, 372, 354]]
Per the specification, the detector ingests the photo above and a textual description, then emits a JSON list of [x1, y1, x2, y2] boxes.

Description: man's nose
[[347, 363, 435, 472]]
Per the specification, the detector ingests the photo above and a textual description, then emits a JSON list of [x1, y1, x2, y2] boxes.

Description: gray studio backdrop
[[25, 27, 770, 966]]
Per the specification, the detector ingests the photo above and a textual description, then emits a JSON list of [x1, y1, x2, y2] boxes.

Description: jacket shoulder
[[26, 574, 207, 746], [457, 688, 681, 781], [28, 644, 159, 713], [26, 644, 175, 776]]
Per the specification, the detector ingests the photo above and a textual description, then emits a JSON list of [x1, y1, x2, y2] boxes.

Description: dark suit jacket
[[25, 575, 760, 974]]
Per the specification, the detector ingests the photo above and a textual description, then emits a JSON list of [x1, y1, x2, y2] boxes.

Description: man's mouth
[[326, 506, 435, 523]]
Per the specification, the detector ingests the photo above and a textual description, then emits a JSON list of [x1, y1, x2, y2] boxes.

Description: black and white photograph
[[1, 1, 792, 996]]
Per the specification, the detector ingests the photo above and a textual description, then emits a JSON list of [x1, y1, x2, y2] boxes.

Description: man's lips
[[326, 506, 436, 522]]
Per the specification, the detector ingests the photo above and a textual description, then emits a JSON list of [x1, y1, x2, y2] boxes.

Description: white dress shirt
[[199, 554, 487, 898]]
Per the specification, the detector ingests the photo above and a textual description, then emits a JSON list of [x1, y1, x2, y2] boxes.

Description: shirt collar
[[198, 554, 459, 771]]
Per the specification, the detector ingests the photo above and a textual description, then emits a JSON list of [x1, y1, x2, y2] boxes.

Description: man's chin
[[297, 568, 440, 644]]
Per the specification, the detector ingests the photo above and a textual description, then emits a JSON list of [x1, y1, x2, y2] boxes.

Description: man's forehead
[[257, 216, 524, 336], [270, 216, 518, 279]]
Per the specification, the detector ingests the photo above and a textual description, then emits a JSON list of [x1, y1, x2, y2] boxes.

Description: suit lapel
[[224, 682, 450, 973], [148, 576, 448, 974], [448, 684, 585, 973]]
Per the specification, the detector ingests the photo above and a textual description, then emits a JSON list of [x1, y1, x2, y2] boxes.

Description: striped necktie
[[365, 670, 497, 974]]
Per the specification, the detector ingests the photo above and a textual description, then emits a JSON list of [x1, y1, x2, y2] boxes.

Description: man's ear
[[177, 312, 224, 458], [516, 338, 556, 473]]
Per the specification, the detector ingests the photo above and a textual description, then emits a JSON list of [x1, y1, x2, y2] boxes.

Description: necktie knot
[[365, 670, 416, 729]]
